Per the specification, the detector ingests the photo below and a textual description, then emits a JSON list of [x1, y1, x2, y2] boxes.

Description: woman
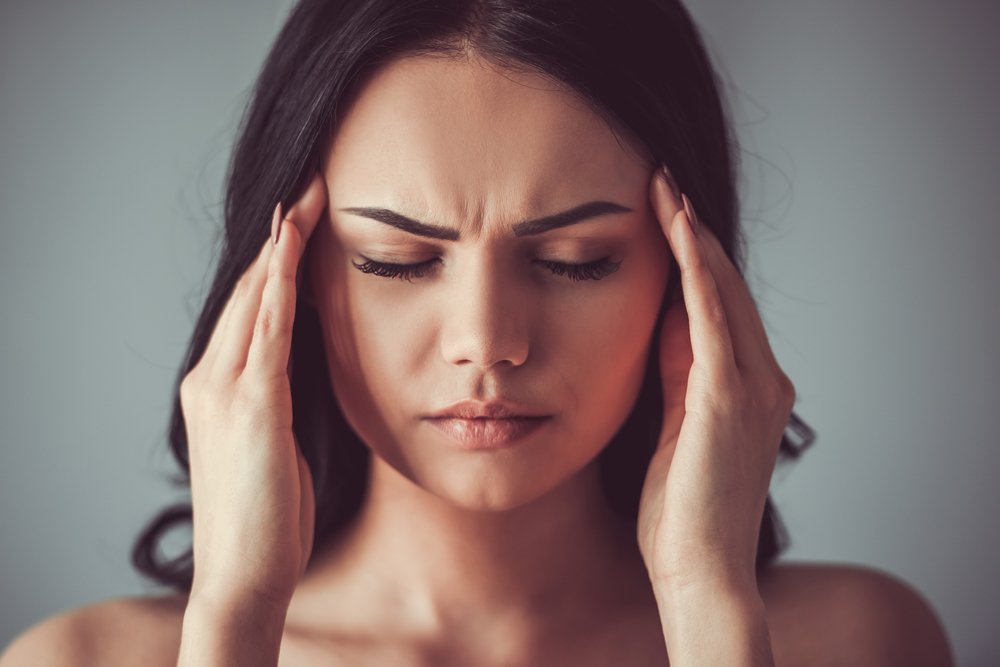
[[1, 0, 952, 664]]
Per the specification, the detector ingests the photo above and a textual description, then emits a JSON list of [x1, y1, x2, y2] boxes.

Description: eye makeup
[[352, 257, 442, 282], [534, 257, 621, 281], [351, 255, 622, 282]]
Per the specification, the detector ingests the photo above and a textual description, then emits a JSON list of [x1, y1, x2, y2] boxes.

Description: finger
[[285, 172, 328, 261], [245, 216, 302, 380], [200, 235, 272, 373], [649, 171, 734, 372], [202, 172, 325, 377], [284, 172, 328, 294], [658, 296, 693, 439], [296, 442, 314, 577], [659, 292, 694, 382], [696, 225, 777, 371], [211, 205, 287, 376]]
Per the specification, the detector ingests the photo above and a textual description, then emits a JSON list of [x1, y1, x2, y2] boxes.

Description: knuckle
[[777, 372, 796, 411], [234, 372, 277, 412], [254, 304, 292, 341], [232, 381, 281, 430], [713, 367, 740, 399], [181, 365, 241, 418], [704, 300, 727, 329], [179, 370, 201, 406], [695, 367, 740, 412], [254, 307, 279, 339], [233, 375, 261, 406], [757, 370, 795, 414]]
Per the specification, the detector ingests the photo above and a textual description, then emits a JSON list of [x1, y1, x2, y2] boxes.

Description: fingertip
[[648, 166, 667, 199], [658, 208, 689, 262], [303, 171, 328, 209], [681, 194, 700, 237], [277, 213, 304, 260], [648, 173, 670, 224], [287, 172, 329, 243]]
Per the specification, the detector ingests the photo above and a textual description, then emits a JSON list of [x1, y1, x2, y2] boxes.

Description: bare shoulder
[[759, 562, 952, 667], [0, 593, 186, 667]]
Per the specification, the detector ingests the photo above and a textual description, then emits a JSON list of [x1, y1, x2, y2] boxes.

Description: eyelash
[[352, 258, 441, 281], [351, 257, 622, 282], [534, 258, 622, 281]]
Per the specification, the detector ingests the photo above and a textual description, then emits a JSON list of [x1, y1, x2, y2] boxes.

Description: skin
[[310, 53, 670, 513], [0, 55, 953, 667]]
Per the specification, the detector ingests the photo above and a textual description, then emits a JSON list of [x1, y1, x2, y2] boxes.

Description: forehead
[[324, 54, 650, 228]]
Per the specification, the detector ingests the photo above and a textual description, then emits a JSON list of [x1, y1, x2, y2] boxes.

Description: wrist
[[178, 589, 290, 667], [648, 543, 758, 592], [652, 573, 773, 667], [189, 564, 298, 611]]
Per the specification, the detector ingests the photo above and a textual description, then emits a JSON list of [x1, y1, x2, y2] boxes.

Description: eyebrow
[[339, 207, 459, 241], [340, 200, 633, 240]]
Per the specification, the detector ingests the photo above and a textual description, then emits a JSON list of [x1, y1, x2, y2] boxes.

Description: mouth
[[423, 400, 551, 450]]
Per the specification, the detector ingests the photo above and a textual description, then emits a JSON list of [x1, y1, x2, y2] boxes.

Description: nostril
[[437, 265, 531, 368], [441, 326, 529, 369]]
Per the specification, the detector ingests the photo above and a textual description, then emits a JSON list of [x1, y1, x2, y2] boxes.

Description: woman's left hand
[[637, 168, 794, 664]]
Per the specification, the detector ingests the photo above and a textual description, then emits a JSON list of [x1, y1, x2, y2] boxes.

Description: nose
[[439, 255, 530, 368]]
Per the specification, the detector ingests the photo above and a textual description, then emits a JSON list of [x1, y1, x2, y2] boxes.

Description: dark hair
[[133, 0, 814, 590]]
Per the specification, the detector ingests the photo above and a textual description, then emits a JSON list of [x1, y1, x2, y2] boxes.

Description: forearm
[[653, 573, 774, 667], [176, 592, 289, 667]]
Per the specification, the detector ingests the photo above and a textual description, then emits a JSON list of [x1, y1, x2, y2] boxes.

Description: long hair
[[133, 0, 814, 590]]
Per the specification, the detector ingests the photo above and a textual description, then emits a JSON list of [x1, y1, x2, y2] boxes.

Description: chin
[[433, 479, 547, 513], [358, 404, 624, 516], [400, 445, 596, 515]]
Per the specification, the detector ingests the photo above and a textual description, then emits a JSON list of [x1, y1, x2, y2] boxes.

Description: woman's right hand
[[179, 173, 327, 615]]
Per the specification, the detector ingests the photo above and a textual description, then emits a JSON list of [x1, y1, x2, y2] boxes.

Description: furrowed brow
[[512, 201, 633, 237], [340, 200, 632, 240]]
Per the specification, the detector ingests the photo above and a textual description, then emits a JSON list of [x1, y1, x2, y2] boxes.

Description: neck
[[289, 455, 650, 637]]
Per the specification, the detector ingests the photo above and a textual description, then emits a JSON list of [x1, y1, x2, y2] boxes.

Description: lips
[[423, 400, 550, 450], [425, 399, 547, 420]]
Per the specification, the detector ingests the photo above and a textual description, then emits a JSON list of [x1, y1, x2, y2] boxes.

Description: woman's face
[[310, 54, 671, 511]]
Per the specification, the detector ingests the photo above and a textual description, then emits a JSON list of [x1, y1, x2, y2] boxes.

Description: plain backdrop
[[1, 0, 998, 664]]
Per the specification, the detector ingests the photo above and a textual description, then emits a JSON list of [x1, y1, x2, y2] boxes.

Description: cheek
[[545, 243, 669, 444], [311, 221, 670, 491], [319, 264, 448, 478], [309, 227, 430, 470], [348, 279, 438, 408]]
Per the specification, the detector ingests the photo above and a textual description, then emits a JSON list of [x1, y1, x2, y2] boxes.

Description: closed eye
[[533, 257, 622, 281], [351, 256, 622, 282], [352, 257, 442, 282]]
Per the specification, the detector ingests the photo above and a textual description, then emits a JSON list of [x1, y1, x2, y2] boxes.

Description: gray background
[[1, 0, 997, 663]]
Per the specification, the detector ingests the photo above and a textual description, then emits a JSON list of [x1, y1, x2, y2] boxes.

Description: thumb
[[659, 293, 692, 435], [295, 441, 315, 577]]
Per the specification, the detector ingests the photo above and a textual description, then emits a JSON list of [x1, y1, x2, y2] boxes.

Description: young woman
[[1, 0, 952, 665]]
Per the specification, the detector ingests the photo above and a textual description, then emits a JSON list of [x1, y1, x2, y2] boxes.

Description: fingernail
[[271, 202, 282, 246], [660, 165, 680, 200], [681, 194, 700, 237]]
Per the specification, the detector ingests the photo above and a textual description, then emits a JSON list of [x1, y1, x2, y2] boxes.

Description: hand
[[179, 173, 328, 609], [637, 168, 794, 591]]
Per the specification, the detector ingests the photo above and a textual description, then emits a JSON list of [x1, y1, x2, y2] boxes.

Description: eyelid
[[352, 256, 442, 282], [532, 257, 622, 281], [351, 254, 621, 283]]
